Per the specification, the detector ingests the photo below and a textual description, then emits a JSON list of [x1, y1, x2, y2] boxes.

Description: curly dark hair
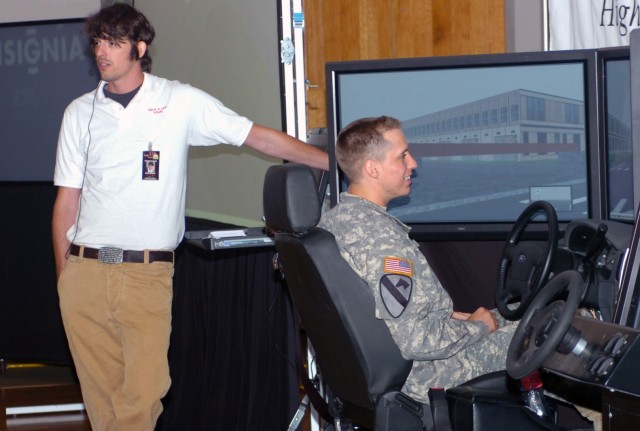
[[85, 3, 155, 72]]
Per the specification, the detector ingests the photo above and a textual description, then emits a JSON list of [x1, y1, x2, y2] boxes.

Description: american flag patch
[[383, 256, 413, 276]]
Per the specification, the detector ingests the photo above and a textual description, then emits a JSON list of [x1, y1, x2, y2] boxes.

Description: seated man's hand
[[452, 307, 498, 333]]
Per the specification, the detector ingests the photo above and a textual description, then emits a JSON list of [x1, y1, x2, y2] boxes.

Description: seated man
[[318, 116, 518, 404]]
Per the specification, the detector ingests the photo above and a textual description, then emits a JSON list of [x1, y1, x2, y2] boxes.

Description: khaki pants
[[58, 254, 174, 431]]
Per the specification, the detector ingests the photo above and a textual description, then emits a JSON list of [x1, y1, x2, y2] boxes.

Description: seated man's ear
[[363, 159, 380, 179]]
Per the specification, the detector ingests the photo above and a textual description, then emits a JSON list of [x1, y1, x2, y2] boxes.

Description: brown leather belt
[[69, 244, 174, 264]]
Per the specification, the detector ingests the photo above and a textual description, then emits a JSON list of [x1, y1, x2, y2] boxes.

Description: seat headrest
[[263, 163, 321, 234]]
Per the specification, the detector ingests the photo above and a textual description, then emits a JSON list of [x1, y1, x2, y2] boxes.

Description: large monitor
[[326, 50, 605, 240], [597, 47, 634, 224]]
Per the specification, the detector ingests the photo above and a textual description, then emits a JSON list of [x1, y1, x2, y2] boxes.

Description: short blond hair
[[336, 116, 401, 182]]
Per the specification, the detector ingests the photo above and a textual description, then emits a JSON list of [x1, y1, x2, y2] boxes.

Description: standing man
[[52, 3, 327, 430], [318, 116, 515, 403]]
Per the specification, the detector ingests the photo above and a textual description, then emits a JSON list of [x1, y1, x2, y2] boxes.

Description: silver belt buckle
[[98, 247, 124, 264]]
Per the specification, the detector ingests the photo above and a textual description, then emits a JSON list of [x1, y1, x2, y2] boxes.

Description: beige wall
[[506, 0, 545, 52], [2, 0, 100, 22], [136, 0, 284, 226]]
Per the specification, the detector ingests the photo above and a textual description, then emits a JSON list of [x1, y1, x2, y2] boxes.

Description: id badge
[[142, 150, 160, 180]]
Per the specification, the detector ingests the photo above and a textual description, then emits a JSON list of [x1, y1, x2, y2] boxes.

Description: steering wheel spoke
[[507, 271, 585, 379], [496, 201, 559, 320]]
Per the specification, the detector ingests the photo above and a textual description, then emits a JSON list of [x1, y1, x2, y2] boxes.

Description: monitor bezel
[[596, 46, 633, 224]]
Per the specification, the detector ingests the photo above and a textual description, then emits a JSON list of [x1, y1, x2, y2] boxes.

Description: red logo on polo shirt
[[148, 106, 167, 114]]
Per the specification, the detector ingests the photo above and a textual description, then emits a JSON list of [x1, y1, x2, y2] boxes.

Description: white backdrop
[[549, 0, 640, 49]]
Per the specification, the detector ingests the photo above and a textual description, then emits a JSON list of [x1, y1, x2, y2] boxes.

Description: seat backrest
[[263, 163, 413, 414]]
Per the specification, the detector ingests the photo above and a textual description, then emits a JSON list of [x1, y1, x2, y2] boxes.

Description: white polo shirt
[[54, 73, 253, 250]]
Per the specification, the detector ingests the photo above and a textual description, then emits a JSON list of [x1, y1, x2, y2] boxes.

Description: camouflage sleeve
[[320, 197, 490, 361], [358, 233, 489, 361]]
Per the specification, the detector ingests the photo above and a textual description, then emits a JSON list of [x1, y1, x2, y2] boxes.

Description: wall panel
[[304, 0, 506, 129]]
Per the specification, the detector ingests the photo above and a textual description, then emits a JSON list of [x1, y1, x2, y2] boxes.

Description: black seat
[[262, 163, 574, 431], [264, 164, 422, 430]]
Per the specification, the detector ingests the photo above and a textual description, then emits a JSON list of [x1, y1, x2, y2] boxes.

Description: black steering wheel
[[506, 270, 584, 379], [497, 201, 559, 320]]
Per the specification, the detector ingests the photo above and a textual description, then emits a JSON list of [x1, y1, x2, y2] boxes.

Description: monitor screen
[[327, 50, 603, 239], [599, 48, 634, 223], [0, 19, 99, 182]]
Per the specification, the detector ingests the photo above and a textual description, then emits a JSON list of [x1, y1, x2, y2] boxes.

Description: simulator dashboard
[[324, 32, 640, 421]]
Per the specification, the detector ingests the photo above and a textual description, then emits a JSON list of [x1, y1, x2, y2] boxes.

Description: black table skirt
[[158, 223, 299, 430]]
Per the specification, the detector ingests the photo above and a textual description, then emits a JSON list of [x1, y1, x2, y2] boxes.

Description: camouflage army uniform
[[319, 193, 517, 403]]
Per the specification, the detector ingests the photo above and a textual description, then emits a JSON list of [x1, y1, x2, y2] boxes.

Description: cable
[[64, 80, 101, 258]]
